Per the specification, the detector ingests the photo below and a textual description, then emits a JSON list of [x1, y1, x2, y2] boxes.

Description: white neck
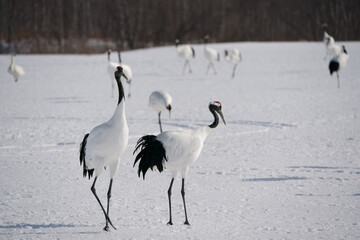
[[109, 100, 127, 127]]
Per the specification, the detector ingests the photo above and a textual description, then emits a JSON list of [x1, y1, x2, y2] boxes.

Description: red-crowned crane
[[107, 50, 132, 97], [8, 53, 25, 82], [149, 91, 172, 133], [204, 35, 220, 75], [175, 39, 195, 74], [329, 45, 349, 88], [79, 66, 129, 231], [133, 101, 226, 225], [224, 49, 242, 78]]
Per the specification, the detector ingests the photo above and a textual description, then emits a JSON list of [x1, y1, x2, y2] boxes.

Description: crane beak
[[167, 105, 172, 119], [121, 72, 128, 81], [218, 110, 226, 125]]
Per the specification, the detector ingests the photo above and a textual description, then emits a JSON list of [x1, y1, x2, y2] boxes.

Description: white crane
[[224, 49, 242, 78], [204, 35, 220, 75], [8, 53, 25, 82], [323, 32, 341, 60], [107, 50, 132, 97], [149, 91, 172, 133], [175, 39, 195, 74], [79, 66, 129, 231], [133, 101, 226, 225], [329, 45, 349, 88], [117, 51, 133, 97]]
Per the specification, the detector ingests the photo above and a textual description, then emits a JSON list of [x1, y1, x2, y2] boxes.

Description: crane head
[[115, 66, 128, 81], [209, 101, 226, 125]]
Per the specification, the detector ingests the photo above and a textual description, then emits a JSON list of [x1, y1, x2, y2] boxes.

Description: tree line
[[0, 0, 359, 53]]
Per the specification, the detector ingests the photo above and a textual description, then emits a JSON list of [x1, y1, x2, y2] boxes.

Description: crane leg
[[91, 177, 116, 231], [104, 179, 114, 231], [183, 60, 189, 74], [127, 81, 131, 98], [158, 112, 163, 133], [205, 63, 211, 75], [188, 61, 192, 74], [211, 62, 217, 75], [232, 64, 237, 78], [167, 178, 175, 225], [181, 178, 190, 225], [337, 72, 340, 88], [111, 80, 114, 98]]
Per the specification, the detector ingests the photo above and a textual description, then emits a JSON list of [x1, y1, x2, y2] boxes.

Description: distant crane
[[204, 35, 220, 75], [149, 91, 172, 133], [224, 49, 242, 78], [8, 53, 25, 82], [323, 32, 341, 60], [175, 39, 195, 74], [329, 45, 349, 88], [107, 50, 132, 97], [79, 66, 129, 231], [117, 51, 133, 97], [133, 101, 226, 225]]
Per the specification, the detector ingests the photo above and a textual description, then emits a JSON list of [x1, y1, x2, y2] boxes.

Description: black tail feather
[[133, 135, 167, 179], [79, 133, 94, 179], [329, 61, 339, 75]]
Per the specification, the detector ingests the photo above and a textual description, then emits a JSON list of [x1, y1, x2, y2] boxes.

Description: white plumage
[[134, 101, 226, 225], [8, 53, 25, 82], [323, 31, 341, 60], [224, 49, 242, 78], [175, 39, 195, 74], [117, 51, 133, 97], [329, 45, 349, 88], [149, 91, 172, 133], [107, 50, 133, 97], [204, 35, 220, 74], [80, 66, 129, 231]]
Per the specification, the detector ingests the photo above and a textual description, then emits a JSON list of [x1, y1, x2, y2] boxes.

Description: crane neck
[[118, 52, 122, 63], [115, 74, 125, 105], [208, 105, 219, 129]]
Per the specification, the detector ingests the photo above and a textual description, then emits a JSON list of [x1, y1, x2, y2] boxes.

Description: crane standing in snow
[[149, 91, 172, 133], [8, 53, 25, 82], [204, 35, 220, 75], [175, 39, 195, 74], [133, 101, 226, 225], [329, 45, 349, 88], [79, 66, 129, 231], [224, 49, 242, 78]]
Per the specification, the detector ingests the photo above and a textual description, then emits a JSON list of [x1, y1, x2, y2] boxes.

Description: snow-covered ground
[[0, 42, 359, 239]]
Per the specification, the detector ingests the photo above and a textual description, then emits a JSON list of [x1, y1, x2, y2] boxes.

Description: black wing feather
[[79, 133, 94, 179], [133, 135, 167, 179]]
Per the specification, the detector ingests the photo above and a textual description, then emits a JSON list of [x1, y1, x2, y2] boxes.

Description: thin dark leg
[[188, 60, 192, 73], [211, 62, 217, 75], [91, 177, 116, 231], [181, 178, 190, 225], [103, 179, 114, 231], [158, 112, 163, 133], [127, 81, 131, 98], [205, 63, 211, 74], [232, 64, 237, 78], [183, 60, 188, 74], [167, 178, 175, 225], [337, 72, 340, 88]]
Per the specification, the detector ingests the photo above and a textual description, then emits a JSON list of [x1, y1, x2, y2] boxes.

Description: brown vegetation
[[0, 0, 358, 53]]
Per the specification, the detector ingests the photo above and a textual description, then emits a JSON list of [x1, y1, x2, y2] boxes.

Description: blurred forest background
[[0, 0, 359, 53]]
